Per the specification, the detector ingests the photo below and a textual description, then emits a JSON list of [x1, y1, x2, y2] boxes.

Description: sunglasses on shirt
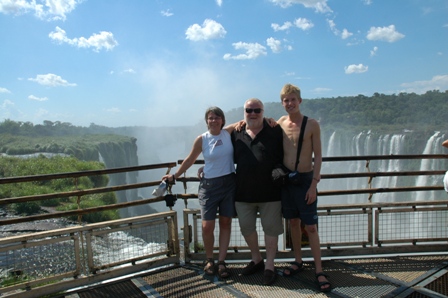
[[245, 108, 263, 114]]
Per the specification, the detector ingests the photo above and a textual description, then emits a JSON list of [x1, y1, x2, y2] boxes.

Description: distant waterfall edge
[[319, 130, 447, 204]]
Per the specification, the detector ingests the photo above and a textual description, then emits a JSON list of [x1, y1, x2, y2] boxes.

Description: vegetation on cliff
[[0, 132, 136, 162], [0, 155, 119, 222], [225, 89, 448, 134]]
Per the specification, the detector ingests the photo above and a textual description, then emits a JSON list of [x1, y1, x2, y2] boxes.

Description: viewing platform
[[1, 155, 447, 297], [65, 254, 448, 298]]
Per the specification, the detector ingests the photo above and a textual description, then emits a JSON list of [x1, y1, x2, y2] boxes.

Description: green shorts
[[235, 201, 283, 237]]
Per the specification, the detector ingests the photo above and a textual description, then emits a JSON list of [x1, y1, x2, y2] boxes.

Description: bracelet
[[313, 177, 320, 182]]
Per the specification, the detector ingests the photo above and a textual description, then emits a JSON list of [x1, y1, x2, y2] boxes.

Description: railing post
[[84, 229, 96, 274], [375, 207, 381, 247]]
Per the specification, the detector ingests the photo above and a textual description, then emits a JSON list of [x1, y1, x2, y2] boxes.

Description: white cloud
[[294, 18, 314, 30], [269, 0, 332, 13], [124, 68, 136, 74], [312, 87, 332, 93], [327, 19, 336, 32], [49, 26, 118, 52], [327, 19, 352, 40], [363, 0, 373, 4], [223, 42, 267, 60], [366, 25, 404, 42], [370, 46, 378, 56], [35, 108, 49, 118], [0, 0, 81, 21], [0, 87, 11, 93], [271, 21, 293, 32], [216, 0, 223, 7], [1, 99, 14, 109], [266, 37, 282, 53], [185, 19, 227, 41], [161, 9, 173, 17], [272, 18, 313, 32], [345, 64, 368, 74], [400, 74, 448, 94], [28, 95, 49, 101], [28, 73, 77, 87], [341, 29, 353, 39], [106, 107, 121, 113], [0, 99, 26, 120]]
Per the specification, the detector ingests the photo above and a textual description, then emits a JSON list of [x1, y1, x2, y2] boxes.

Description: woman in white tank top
[[162, 106, 236, 278]]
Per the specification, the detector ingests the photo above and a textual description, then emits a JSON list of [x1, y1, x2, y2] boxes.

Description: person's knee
[[219, 217, 232, 229], [202, 221, 215, 234], [305, 224, 318, 234], [290, 218, 301, 227]]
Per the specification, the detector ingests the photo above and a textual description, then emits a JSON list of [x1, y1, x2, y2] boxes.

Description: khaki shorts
[[235, 201, 283, 237]]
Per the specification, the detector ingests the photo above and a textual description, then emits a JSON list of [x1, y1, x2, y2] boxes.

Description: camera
[[288, 171, 301, 185]]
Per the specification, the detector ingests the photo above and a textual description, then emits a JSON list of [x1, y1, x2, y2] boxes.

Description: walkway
[[64, 254, 448, 298]]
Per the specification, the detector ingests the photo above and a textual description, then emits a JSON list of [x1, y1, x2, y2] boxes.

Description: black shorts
[[281, 171, 318, 225], [198, 173, 236, 220]]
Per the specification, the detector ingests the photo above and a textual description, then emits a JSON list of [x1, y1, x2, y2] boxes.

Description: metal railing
[[0, 212, 178, 298], [179, 154, 448, 261], [0, 154, 447, 297]]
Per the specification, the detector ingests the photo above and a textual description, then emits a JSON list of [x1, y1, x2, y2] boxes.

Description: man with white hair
[[232, 98, 284, 286]]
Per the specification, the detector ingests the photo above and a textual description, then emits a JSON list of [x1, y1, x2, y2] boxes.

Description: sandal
[[315, 272, 331, 292], [217, 261, 231, 278], [204, 258, 215, 275], [283, 261, 303, 277]]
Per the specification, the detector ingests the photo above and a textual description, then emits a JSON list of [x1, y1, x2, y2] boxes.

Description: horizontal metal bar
[[0, 235, 74, 251], [0, 271, 76, 295], [0, 180, 164, 204], [92, 251, 172, 272], [90, 219, 169, 236], [0, 197, 170, 226], [0, 162, 177, 184], [378, 239, 448, 244]]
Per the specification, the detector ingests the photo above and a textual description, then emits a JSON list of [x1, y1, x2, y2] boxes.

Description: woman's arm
[[162, 135, 202, 182]]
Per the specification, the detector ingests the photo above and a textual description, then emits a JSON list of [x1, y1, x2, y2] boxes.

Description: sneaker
[[241, 260, 265, 275]]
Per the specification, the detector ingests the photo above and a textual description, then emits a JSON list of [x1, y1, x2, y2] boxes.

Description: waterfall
[[320, 131, 446, 204], [372, 134, 406, 202], [415, 132, 446, 201], [326, 131, 337, 157]]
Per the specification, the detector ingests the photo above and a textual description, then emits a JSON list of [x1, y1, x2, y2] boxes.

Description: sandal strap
[[315, 272, 329, 278], [217, 260, 226, 266], [290, 261, 303, 267]]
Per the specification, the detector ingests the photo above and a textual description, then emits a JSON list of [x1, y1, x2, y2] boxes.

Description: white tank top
[[201, 130, 235, 179]]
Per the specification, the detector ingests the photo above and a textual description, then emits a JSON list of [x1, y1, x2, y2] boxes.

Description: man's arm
[[443, 139, 448, 149]]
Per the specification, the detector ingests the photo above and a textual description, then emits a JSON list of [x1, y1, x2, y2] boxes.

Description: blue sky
[[1, 0, 447, 128]]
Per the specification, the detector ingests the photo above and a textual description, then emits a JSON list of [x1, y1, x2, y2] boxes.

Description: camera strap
[[294, 116, 308, 170]]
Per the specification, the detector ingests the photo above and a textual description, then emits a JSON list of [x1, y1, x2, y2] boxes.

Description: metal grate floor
[[62, 254, 448, 298]]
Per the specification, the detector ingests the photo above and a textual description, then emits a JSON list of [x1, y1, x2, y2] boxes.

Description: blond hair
[[280, 83, 301, 101]]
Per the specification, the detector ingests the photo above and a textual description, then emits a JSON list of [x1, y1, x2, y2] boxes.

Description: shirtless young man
[[277, 83, 331, 292]]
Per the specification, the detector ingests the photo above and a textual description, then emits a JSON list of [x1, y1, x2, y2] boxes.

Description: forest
[[225, 89, 447, 133], [0, 90, 447, 138]]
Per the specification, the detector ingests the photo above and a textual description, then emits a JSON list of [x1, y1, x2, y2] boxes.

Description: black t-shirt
[[232, 120, 283, 203]]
